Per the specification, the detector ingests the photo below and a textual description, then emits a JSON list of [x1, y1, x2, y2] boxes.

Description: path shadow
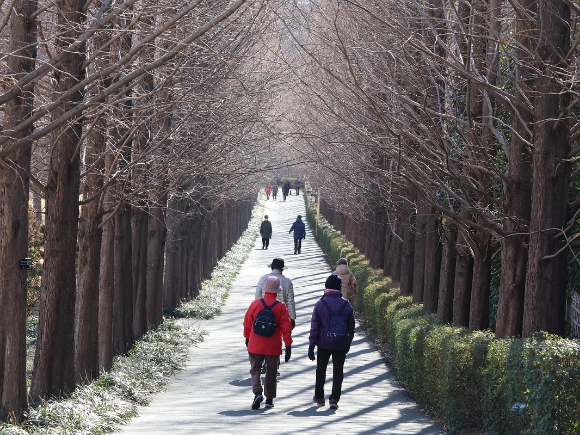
[[287, 405, 337, 417], [219, 408, 273, 417], [229, 378, 253, 387]]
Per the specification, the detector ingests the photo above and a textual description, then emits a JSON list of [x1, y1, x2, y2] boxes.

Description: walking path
[[119, 191, 443, 435]]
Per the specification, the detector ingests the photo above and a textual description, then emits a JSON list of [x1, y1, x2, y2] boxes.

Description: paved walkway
[[119, 191, 443, 435]]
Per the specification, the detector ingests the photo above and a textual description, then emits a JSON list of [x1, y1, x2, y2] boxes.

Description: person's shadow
[[287, 406, 337, 417]]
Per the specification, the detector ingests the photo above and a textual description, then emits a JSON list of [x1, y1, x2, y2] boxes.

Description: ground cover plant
[[0, 198, 264, 435]]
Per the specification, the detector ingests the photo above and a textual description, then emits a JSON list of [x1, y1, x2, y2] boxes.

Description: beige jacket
[[334, 264, 358, 302]]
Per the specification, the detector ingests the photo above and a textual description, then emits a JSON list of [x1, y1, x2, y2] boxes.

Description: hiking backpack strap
[[260, 298, 279, 310]]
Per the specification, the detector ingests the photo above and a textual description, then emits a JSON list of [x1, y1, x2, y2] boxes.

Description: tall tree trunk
[[469, 229, 492, 330], [132, 27, 154, 338], [400, 187, 417, 294], [453, 225, 473, 327], [383, 220, 394, 276], [74, 9, 113, 384], [437, 221, 456, 323], [111, 10, 134, 355], [496, 0, 534, 338], [113, 204, 133, 354], [98, 148, 116, 370], [163, 195, 182, 308], [75, 198, 102, 384], [99, 205, 114, 371], [30, 0, 86, 400], [132, 206, 149, 339], [146, 198, 167, 329], [412, 195, 428, 303], [423, 207, 441, 313], [373, 205, 386, 269], [523, 0, 570, 337], [0, 0, 37, 418], [391, 219, 403, 283]]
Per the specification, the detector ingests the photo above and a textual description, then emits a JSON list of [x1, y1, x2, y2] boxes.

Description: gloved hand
[[303, 235, 306, 239], [291, 319, 296, 330], [245, 338, 249, 348], [285, 346, 292, 362], [308, 345, 315, 361]]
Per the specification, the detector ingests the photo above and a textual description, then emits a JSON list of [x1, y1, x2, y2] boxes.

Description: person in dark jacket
[[282, 180, 291, 200], [288, 215, 306, 254], [308, 274, 355, 410], [260, 215, 272, 250], [294, 178, 301, 195], [272, 184, 278, 201]]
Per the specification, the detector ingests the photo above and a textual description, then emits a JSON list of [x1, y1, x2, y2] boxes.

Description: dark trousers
[[294, 238, 302, 253], [262, 238, 269, 249], [249, 352, 279, 400], [315, 347, 347, 402]]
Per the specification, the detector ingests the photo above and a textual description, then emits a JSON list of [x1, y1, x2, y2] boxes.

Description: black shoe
[[252, 394, 264, 410], [265, 399, 274, 408]]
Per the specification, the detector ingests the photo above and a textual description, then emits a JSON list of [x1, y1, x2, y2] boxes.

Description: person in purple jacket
[[308, 274, 355, 410]]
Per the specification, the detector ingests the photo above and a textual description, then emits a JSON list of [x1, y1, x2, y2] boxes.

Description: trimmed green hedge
[[304, 189, 580, 435]]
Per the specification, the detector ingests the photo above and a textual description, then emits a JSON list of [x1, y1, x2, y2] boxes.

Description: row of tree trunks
[[74, 18, 112, 385], [0, 0, 37, 419], [30, 0, 86, 401], [522, 0, 571, 337], [163, 197, 254, 307], [0, 0, 255, 418]]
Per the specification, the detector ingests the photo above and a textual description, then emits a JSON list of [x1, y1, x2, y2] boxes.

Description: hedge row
[[305, 191, 580, 435]]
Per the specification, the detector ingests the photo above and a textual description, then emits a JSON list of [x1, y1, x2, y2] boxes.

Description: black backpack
[[253, 299, 280, 337], [320, 297, 349, 347]]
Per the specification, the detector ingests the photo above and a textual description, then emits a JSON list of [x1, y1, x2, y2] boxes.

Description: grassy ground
[[0, 197, 264, 435]]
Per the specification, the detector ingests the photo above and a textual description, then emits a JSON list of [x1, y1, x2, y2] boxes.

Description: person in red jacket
[[244, 276, 293, 409]]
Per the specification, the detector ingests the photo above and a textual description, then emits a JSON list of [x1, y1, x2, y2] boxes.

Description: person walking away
[[295, 178, 301, 195], [256, 258, 296, 375], [244, 276, 292, 409], [255, 258, 296, 328], [289, 215, 306, 254], [260, 215, 272, 250], [308, 274, 355, 410], [272, 184, 278, 201], [334, 258, 358, 304], [265, 183, 272, 200], [282, 181, 290, 201]]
